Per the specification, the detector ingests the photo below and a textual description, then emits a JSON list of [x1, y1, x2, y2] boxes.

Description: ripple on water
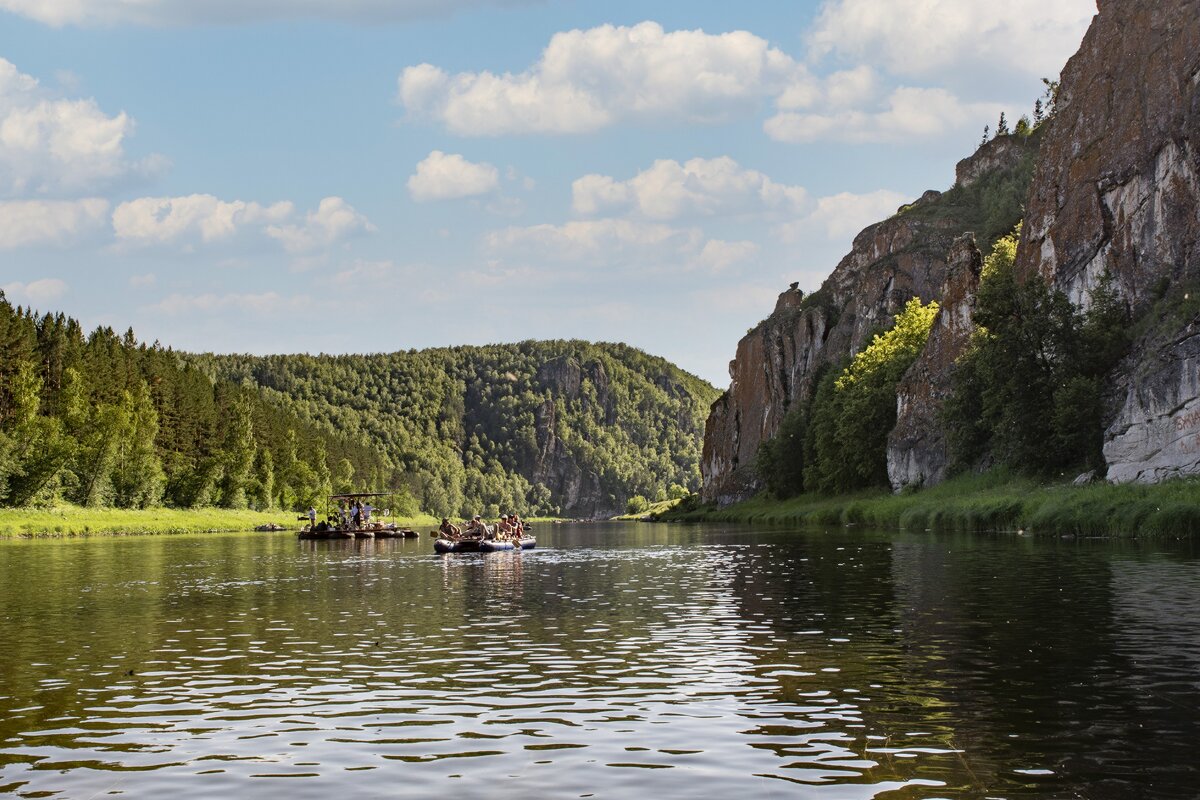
[[1, 525, 1199, 798]]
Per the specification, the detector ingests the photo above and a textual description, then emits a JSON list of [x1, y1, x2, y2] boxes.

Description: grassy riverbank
[[0, 505, 441, 538], [661, 471, 1200, 536]]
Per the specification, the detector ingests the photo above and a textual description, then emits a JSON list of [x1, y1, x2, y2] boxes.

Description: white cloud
[[0, 0, 537, 26], [265, 196, 375, 253], [765, 86, 1000, 144], [776, 188, 908, 241], [808, 0, 1095, 80], [0, 57, 159, 196], [408, 150, 499, 201], [1, 277, 68, 305], [112, 193, 293, 245], [147, 291, 311, 315], [111, 194, 371, 253], [399, 21, 804, 135], [0, 198, 108, 248], [695, 239, 759, 272], [777, 64, 878, 111], [573, 156, 807, 220]]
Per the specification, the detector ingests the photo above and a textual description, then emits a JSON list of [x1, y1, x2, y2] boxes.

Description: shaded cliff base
[[663, 470, 1200, 537]]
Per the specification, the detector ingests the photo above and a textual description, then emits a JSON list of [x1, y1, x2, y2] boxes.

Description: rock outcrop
[[1014, 0, 1200, 483], [701, 137, 1039, 503], [887, 235, 983, 490]]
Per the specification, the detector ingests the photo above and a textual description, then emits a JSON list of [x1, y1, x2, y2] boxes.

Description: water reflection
[[0, 525, 1197, 798]]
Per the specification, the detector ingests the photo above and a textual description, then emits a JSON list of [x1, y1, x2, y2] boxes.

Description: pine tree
[[111, 381, 166, 508], [216, 394, 256, 508]]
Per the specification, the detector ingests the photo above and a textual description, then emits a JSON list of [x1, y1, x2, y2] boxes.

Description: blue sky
[[0, 0, 1095, 385]]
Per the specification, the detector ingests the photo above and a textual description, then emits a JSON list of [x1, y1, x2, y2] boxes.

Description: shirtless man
[[439, 517, 461, 539]]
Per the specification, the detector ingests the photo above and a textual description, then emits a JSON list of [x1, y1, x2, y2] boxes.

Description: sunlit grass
[[0, 505, 440, 538], [664, 470, 1200, 536]]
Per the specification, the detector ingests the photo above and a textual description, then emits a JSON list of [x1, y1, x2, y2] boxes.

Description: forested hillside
[[192, 343, 719, 518], [0, 293, 386, 511]]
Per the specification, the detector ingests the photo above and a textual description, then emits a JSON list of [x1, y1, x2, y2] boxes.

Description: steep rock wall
[[1015, 0, 1200, 483], [702, 137, 1038, 503], [887, 235, 983, 490]]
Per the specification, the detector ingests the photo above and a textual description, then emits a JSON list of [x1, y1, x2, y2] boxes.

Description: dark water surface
[[1, 523, 1198, 798]]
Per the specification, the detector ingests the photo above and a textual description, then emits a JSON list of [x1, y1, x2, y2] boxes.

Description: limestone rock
[[887, 235, 983, 491], [1013, 0, 1200, 483], [701, 136, 1038, 503]]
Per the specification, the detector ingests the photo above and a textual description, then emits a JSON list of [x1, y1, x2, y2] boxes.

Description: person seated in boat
[[465, 515, 485, 537], [338, 501, 349, 530], [439, 518, 461, 539], [510, 513, 524, 538], [362, 501, 374, 524], [496, 514, 512, 539]]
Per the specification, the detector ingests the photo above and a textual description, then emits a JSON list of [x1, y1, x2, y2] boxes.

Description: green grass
[[0, 505, 440, 538], [614, 498, 684, 520], [662, 470, 1200, 537]]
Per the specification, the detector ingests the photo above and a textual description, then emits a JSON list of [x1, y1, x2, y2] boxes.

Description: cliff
[[1014, 0, 1200, 482], [704, 0, 1200, 500], [701, 136, 1039, 503], [886, 235, 983, 490]]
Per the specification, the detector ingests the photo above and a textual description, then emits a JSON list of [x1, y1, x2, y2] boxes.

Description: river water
[[0, 522, 1197, 799]]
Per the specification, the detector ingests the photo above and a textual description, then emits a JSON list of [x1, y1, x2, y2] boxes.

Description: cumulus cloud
[[399, 21, 805, 135], [111, 194, 372, 253], [265, 196, 375, 253], [765, 86, 1001, 144], [0, 57, 160, 196], [0, 0, 538, 26], [0, 198, 109, 248], [112, 194, 293, 245], [408, 150, 499, 201], [808, 0, 1095, 80], [573, 156, 807, 220], [1, 277, 68, 305]]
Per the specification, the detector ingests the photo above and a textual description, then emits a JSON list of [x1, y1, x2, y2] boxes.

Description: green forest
[[0, 294, 387, 513], [0, 295, 718, 518], [191, 343, 719, 518]]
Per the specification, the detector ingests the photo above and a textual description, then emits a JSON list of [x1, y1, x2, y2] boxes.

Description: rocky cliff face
[[1015, 0, 1200, 483], [702, 137, 1038, 503], [886, 235, 983, 490]]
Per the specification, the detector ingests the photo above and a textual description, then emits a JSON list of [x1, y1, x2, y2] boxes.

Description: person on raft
[[307, 507, 317, 530], [469, 515, 497, 539], [439, 518, 461, 538]]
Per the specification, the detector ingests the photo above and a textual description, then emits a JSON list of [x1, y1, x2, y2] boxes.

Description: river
[[0, 522, 1197, 798]]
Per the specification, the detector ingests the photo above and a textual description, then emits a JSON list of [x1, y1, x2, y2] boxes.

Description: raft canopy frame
[[324, 490, 407, 526]]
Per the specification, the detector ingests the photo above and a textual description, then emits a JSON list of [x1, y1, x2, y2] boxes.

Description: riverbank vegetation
[[0, 505, 430, 538], [662, 470, 1200, 537]]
